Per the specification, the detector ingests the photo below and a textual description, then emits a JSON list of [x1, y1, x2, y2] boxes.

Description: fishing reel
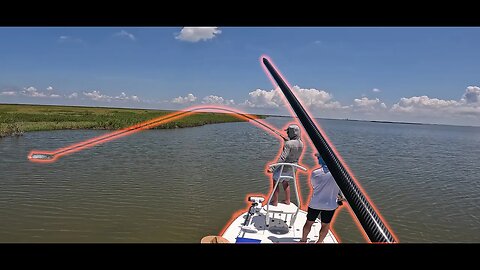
[[337, 194, 346, 206], [248, 196, 265, 204], [248, 196, 265, 212], [241, 196, 265, 233]]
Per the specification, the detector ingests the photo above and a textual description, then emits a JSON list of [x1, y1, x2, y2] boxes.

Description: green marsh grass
[[0, 104, 265, 137]]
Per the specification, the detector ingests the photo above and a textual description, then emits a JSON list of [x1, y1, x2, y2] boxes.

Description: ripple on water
[[1, 119, 480, 242]]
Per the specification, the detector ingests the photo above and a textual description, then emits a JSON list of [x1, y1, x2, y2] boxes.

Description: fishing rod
[[204, 107, 288, 141], [262, 56, 397, 243], [29, 110, 195, 161], [29, 106, 287, 162]]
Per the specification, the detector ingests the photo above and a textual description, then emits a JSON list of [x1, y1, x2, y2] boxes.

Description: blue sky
[[1, 27, 479, 126]]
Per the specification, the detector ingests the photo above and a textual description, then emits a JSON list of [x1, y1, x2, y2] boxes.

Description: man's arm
[[267, 143, 290, 173], [278, 142, 291, 163]]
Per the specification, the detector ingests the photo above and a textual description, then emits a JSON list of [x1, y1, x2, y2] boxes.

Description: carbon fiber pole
[[262, 57, 396, 243]]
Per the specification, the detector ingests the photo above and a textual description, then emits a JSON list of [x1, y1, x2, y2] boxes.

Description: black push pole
[[262, 57, 396, 243]]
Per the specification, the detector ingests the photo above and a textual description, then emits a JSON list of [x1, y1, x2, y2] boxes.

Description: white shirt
[[308, 167, 340, 211]]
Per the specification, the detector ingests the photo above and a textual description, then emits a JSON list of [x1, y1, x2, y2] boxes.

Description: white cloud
[[293, 86, 346, 110], [83, 90, 111, 102], [462, 86, 480, 104], [353, 97, 387, 113], [242, 86, 346, 110], [2, 85, 144, 105], [391, 96, 461, 113], [240, 85, 480, 124], [82, 90, 140, 103], [242, 89, 283, 108], [114, 30, 136, 41], [450, 106, 480, 115], [6, 82, 479, 126], [115, 92, 140, 102], [2, 86, 61, 99], [58, 35, 83, 44], [21, 86, 47, 97], [390, 87, 480, 121], [0, 91, 17, 96], [171, 93, 197, 104], [372, 88, 381, 93], [354, 97, 380, 107], [175, 27, 221, 42], [201, 95, 235, 105], [389, 94, 480, 126]]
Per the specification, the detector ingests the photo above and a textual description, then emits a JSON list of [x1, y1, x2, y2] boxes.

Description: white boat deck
[[222, 202, 337, 244], [219, 163, 337, 244]]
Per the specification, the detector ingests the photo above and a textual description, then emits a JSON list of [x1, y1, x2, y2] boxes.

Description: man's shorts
[[273, 165, 295, 182], [306, 207, 336, 223]]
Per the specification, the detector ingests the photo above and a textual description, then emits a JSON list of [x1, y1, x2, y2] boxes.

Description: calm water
[[1, 117, 479, 243]]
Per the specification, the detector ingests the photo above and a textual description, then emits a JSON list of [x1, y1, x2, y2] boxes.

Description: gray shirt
[[278, 139, 303, 164], [272, 124, 304, 180]]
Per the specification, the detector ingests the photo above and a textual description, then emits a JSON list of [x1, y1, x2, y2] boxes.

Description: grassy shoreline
[[0, 104, 265, 138]]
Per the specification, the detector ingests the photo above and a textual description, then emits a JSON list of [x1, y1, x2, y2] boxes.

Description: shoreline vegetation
[[0, 104, 266, 138]]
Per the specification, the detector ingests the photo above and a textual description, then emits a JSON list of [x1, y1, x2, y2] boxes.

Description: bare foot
[[269, 201, 278, 206], [299, 239, 307, 243], [281, 200, 291, 205]]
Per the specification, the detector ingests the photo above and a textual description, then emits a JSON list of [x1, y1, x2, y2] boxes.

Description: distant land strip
[[0, 104, 266, 138]]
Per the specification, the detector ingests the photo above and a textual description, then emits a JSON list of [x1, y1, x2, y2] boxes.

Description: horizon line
[[1, 102, 478, 129]]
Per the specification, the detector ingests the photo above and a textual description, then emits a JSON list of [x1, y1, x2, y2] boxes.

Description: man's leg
[[317, 222, 331, 243], [282, 181, 290, 205], [300, 207, 320, 243], [271, 179, 279, 206], [316, 209, 336, 243], [300, 220, 314, 242]]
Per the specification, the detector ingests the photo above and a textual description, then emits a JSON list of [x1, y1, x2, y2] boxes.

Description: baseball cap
[[284, 124, 299, 131]]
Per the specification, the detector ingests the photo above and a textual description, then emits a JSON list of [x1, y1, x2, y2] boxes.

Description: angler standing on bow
[[267, 124, 304, 206]]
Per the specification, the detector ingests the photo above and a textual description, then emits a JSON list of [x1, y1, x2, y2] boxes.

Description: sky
[[0, 27, 479, 126]]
